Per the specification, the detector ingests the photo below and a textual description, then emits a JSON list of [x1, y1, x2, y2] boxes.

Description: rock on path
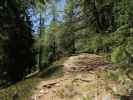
[[31, 53, 119, 100]]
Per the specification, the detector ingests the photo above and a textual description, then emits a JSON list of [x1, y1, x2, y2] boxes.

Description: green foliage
[[34, 0, 133, 75], [113, 0, 133, 28], [0, 78, 40, 100], [111, 46, 126, 64], [0, 0, 133, 98], [126, 37, 133, 56], [65, 0, 74, 14], [39, 64, 64, 79], [0, 0, 35, 83], [111, 36, 133, 66]]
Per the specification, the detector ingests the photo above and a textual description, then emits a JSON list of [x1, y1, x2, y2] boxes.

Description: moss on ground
[[0, 62, 64, 100], [0, 77, 41, 100]]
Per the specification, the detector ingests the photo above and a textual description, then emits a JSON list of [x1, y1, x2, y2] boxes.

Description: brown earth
[[30, 53, 129, 100]]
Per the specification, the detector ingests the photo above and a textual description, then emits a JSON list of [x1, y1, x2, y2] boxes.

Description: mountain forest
[[0, 0, 133, 100]]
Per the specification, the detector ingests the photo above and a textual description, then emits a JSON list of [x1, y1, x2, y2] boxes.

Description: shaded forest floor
[[31, 53, 133, 100]]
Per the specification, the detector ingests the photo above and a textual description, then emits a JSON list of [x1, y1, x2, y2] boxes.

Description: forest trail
[[31, 54, 126, 100]]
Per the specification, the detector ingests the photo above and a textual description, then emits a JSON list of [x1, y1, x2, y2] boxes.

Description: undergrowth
[[0, 77, 41, 100]]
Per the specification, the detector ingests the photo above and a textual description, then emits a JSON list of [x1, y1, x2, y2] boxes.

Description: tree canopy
[[0, 0, 133, 85]]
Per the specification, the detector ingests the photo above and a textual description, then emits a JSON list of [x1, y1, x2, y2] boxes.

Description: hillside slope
[[31, 53, 132, 100]]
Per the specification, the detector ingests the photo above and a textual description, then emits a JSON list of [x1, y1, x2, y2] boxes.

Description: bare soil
[[30, 53, 128, 100]]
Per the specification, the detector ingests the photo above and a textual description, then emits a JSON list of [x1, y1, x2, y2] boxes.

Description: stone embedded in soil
[[31, 54, 121, 100]]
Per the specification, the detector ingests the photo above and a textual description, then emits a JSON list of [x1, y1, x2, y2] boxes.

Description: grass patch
[[0, 64, 64, 100], [0, 77, 41, 100], [0, 57, 66, 100], [39, 57, 65, 79], [53, 57, 68, 65], [39, 64, 64, 79]]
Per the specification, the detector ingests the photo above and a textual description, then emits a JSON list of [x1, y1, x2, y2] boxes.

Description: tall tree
[[82, 0, 114, 33], [0, 0, 35, 83], [59, 0, 76, 54]]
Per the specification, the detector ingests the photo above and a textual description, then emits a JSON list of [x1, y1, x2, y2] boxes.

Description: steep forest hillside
[[31, 54, 133, 100], [0, 0, 133, 100]]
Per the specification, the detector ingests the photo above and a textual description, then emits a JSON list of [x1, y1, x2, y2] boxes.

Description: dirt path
[[30, 54, 125, 100]]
